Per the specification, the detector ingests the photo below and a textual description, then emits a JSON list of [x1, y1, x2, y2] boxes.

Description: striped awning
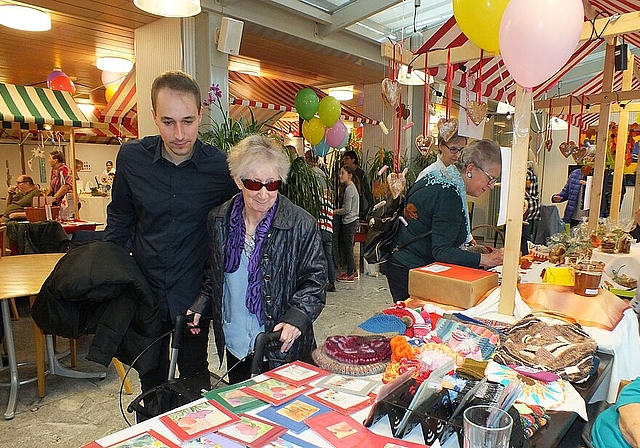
[[415, 16, 603, 105], [229, 71, 380, 125], [101, 65, 137, 125], [0, 83, 92, 129]]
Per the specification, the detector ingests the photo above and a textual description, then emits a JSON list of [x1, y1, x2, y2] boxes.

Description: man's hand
[[618, 403, 640, 447]]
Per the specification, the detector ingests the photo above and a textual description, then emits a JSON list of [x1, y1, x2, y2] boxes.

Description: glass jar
[[616, 233, 632, 254], [600, 234, 617, 254]]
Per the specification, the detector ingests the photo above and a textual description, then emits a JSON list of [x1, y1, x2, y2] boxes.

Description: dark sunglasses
[[241, 178, 282, 191]]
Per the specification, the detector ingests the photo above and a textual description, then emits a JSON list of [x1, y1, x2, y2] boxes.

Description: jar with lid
[[600, 234, 617, 254]]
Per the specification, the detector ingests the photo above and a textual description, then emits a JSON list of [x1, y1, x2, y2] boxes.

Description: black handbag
[[362, 186, 431, 265]]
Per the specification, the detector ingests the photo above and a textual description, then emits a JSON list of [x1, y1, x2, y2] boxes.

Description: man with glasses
[[3, 175, 41, 222], [105, 70, 238, 397], [417, 133, 468, 180]]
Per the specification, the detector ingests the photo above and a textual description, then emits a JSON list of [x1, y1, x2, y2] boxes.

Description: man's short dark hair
[[151, 70, 202, 111], [342, 150, 359, 166], [50, 150, 65, 163]]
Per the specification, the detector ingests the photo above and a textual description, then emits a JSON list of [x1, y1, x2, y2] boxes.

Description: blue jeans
[[386, 258, 410, 302], [320, 229, 335, 284]]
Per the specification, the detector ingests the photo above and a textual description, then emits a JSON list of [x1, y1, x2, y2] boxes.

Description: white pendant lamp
[[0, 4, 51, 32], [134, 0, 201, 17]]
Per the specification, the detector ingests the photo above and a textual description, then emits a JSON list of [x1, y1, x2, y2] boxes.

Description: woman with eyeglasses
[[386, 139, 505, 302], [188, 135, 326, 383], [416, 133, 468, 181]]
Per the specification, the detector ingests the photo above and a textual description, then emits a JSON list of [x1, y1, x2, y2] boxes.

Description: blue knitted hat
[[357, 314, 407, 335]]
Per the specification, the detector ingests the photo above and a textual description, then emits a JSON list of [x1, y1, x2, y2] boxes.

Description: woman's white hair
[[227, 135, 291, 182]]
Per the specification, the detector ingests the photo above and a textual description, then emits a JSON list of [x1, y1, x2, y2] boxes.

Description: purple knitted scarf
[[225, 194, 278, 324]]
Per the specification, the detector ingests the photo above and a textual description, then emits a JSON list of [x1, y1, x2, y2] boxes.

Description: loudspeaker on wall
[[217, 17, 244, 55]]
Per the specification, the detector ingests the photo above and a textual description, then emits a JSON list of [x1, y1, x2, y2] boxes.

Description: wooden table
[[0, 253, 106, 419]]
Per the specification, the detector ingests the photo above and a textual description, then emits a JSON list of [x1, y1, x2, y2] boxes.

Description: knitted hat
[[357, 314, 407, 335]]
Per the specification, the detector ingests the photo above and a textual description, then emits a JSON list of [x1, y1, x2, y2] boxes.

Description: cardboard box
[[409, 262, 499, 309]]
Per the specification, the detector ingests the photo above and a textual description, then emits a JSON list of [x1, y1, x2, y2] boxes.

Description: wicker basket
[[25, 206, 60, 222]]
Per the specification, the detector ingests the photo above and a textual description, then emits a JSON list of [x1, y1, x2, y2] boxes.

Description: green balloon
[[295, 88, 319, 121], [318, 96, 341, 127]]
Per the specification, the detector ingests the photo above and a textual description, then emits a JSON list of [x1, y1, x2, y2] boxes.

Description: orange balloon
[[105, 83, 120, 102]]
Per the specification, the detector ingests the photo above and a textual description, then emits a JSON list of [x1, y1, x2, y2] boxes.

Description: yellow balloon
[[302, 117, 325, 146], [453, 0, 509, 53], [636, 113, 640, 125], [105, 83, 120, 102]]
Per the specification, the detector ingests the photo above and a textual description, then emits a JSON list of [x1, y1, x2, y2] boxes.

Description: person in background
[[3, 175, 41, 222], [417, 133, 468, 180], [100, 160, 116, 185], [104, 70, 238, 394], [305, 150, 336, 292], [522, 163, 541, 255], [334, 165, 360, 283], [48, 149, 72, 206], [591, 378, 640, 448], [188, 135, 326, 383], [386, 139, 504, 302], [342, 150, 373, 219]]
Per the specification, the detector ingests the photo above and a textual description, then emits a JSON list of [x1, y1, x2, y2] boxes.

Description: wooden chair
[[0, 225, 19, 320]]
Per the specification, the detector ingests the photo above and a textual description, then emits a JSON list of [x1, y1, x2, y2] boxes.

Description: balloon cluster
[[47, 69, 75, 93], [453, 0, 584, 88], [295, 88, 348, 157]]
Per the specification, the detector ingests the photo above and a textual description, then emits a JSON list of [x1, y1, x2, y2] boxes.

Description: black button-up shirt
[[104, 135, 238, 319]]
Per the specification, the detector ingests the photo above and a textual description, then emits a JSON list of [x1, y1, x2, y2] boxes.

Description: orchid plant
[[199, 83, 272, 152]]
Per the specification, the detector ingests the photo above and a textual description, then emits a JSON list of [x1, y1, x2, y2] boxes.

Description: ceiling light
[[328, 86, 354, 101], [97, 57, 133, 73], [398, 64, 430, 86], [0, 5, 51, 32], [134, 0, 201, 17]]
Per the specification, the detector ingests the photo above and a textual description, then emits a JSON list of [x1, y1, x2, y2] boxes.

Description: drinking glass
[[463, 405, 513, 448]]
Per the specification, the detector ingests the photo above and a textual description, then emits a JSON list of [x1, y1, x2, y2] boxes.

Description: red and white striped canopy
[[414, 0, 640, 107], [228, 71, 379, 125]]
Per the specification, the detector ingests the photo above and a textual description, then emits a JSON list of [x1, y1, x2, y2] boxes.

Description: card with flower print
[[307, 388, 376, 414], [264, 360, 329, 386], [305, 411, 375, 447], [215, 413, 287, 448], [257, 394, 331, 433], [313, 373, 379, 397], [239, 378, 312, 406], [159, 400, 240, 441], [203, 379, 266, 414], [90, 430, 180, 448]]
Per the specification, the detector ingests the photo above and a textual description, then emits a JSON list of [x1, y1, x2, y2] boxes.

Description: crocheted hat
[[356, 314, 407, 336], [311, 335, 391, 376]]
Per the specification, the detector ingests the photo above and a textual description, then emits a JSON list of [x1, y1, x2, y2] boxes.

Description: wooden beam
[[588, 42, 616, 231], [580, 12, 640, 42], [499, 85, 531, 316], [534, 90, 640, 111], [610, 49, 633, 222]]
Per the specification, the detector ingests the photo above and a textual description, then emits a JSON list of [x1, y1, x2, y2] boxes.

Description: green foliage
[[363, 147, 418, 199], [280, 156, 322, 218], [199, 107, 275, 152]]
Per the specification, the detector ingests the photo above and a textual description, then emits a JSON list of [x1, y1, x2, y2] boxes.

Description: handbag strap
[[390, 181, 432, 254]]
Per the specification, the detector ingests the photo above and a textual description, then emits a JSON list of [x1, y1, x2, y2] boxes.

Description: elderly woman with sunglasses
[[386, 139, 505, 302], [188, 135, 326, 383]]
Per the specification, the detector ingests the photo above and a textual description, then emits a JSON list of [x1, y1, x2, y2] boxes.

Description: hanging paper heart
[[396, 103, 410, 120], [387, 171, 406, 199], [437, 117, 459, 142], [466, 100, 488, 126], [381, 78, 400, 109], [545, 139, 553, 151], [415, 134, 435, 156]]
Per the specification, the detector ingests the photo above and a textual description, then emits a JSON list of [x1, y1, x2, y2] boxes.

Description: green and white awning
[[0, 82, 92, 129]]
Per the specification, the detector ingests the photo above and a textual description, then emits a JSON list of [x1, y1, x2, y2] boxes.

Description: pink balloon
[[499, 0, 584, 88], [324, 120, 347, 148]]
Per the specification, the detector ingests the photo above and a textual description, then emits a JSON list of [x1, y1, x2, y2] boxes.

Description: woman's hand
[[186, 309, 201, 335], [274, 322, 301, 353], [480, 247, 504, 268]]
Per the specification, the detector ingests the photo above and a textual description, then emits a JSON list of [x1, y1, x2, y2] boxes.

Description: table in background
[[78, 195, 110, 231], [0, 253, 105, 420]]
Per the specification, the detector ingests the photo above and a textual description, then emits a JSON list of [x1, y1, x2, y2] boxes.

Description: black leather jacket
[[192, 194, 326, 369]]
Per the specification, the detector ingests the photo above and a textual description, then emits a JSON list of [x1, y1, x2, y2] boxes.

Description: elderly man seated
[[3, 175, 41, 222], [591, 378, 640, 448]]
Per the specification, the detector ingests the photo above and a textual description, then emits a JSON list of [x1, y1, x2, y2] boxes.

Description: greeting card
[[216, 414, 287, 448], [179, 431, 244, 448], [263, 433, 320, 448], [265, 360, 329, 386], [257, 394, 331, 433], [203, 379, 266, 414], [305, 411, 375, 447], [159, 400, 240, 441], [314, 373, 379, 397], [308, 388, 376, 414], [240, 378, 312, 406], [91, 430, 180, 448]]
